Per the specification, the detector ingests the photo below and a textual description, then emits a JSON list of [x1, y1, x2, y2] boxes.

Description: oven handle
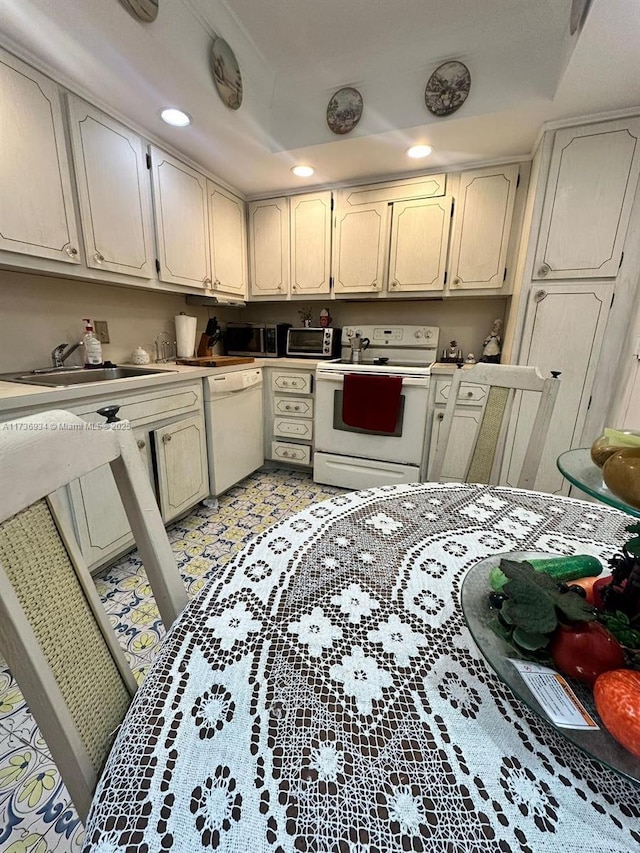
[[316, 373, 430, 388]]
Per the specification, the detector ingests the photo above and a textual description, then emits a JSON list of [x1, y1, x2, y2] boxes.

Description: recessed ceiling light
[[292, 165, 315, 177], [407, 144, 432, 159], [161, 108, 191, 127]]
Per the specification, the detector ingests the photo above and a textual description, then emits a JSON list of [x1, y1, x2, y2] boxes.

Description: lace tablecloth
[[84, 483, 640, 852]]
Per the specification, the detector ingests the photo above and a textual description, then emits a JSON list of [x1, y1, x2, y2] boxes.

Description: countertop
[[0, 358, 325, 415]]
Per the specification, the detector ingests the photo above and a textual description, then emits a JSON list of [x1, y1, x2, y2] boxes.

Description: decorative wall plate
[[326, 87, 363, 135], [211, 37, 243, 110], [425, 60, 471, 117], [119, 0, 158, 23]]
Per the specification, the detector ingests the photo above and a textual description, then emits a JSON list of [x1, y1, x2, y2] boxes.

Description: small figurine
[[465, 352, 476, 364], [481, 319, 503, 363], [319, 307, 332, 328], [447, 340, 459, 361]]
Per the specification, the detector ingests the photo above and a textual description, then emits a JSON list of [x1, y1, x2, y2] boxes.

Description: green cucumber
[[488, 554, 602, 592]]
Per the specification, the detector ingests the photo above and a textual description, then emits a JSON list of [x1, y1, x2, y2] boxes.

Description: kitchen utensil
[[197, 317, 223, 357], [348, 332, 370, 364], [130, 347, 151, 365]]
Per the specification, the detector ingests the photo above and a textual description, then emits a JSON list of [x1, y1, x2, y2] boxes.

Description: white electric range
[[313, 325, 440, 490]]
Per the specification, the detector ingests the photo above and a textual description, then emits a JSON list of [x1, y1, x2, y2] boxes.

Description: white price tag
[[509, 659, 599, 730]]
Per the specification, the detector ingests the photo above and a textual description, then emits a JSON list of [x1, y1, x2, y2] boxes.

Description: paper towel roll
[[175, 314, 197, 358]]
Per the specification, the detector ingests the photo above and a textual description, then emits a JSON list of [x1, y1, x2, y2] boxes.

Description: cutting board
[[176, 355, 255, 366]]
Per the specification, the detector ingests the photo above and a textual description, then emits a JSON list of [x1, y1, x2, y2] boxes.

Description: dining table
[[83, 482, 640, 853]]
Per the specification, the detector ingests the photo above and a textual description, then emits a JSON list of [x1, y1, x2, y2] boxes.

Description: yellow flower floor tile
[[0, 467, 344, 851]]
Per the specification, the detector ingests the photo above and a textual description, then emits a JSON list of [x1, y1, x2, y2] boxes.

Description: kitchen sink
[[0, 365, 177, 387]]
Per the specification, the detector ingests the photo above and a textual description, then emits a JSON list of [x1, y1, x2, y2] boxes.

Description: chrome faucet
[[51, 342, 82, 368]]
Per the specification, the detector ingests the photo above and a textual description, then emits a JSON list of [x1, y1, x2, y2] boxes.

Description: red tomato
[[594, 670, 640, 759], [550, 621, 625, 685]]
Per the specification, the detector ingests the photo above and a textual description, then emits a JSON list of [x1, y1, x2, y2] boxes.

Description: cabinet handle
[[94, 251, 105, 263], [292, 284, 298, 291], [203, 277, 212, 287], [538, 263, 551, 277], [278, 284, 283, 291], [371, 280, 377, 288], [437, 412, 444, 420], [391, 280, 398, 288], [137, 439, 146, 449], [65, 246, 78, 257], [453, 277, 461, 286], [534, 289, 547, 303], [466, 391, 473, 398], [294, 405, 300, 411], [214, 279, 220, 288], [162, 433, 172, 443]]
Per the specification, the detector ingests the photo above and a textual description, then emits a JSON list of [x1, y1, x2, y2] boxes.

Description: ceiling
[[1, 0, 640, 196]]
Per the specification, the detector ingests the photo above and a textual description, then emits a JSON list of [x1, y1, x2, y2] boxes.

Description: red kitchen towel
[[342, 373, 403, 433]]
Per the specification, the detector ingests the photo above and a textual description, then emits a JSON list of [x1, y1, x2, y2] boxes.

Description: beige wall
[[0, 270, 236, 372], [0, 269, 507, 372], [239, 299, 508, 361]]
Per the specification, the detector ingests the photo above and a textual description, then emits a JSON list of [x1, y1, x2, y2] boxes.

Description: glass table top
[[557, 448, 640, 518], [461, 552, 640, 785]]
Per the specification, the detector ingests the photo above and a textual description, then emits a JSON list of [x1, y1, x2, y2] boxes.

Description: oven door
[[314, 372, 430, 465], [287, 328, 325, 357], [226, 325, 266, 356]]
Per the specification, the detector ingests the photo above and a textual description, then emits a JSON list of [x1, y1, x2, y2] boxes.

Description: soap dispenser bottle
[[82, 319, 103, 366]]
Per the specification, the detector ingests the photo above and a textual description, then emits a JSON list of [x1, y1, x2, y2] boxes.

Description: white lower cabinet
[[64, 380, 209, 571], [266, 368, 315, 466], [155, 413, 209, 521], [427, 378, 487, 482]]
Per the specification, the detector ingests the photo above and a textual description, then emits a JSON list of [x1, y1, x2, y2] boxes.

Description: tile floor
[[0, 467, 344, 853]]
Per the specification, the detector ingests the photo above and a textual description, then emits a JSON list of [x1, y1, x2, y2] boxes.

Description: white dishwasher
[[204, 368, 264, 495]]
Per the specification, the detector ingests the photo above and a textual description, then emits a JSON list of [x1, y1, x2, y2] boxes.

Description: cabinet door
[[67, 96, 154, 278], [208, 181, 247, 298], [68, 429, 150, 568], [449, 165, 519, 291], [388, 196, 452, 293], [429, 409, 483, 482], [0, 49, 80, 263], [534, 118, 640, 280], [502, 283, 614, 493], [248, 198, 290, 297], [150, 146, 210, 288], [290, 192, 332, 295], [333, 200, 389, 293], [155, 414, 209, 522]]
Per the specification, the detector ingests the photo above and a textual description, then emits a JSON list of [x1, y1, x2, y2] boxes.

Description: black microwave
[[226, 323, 290, 358], [286, 327, 342, 359]]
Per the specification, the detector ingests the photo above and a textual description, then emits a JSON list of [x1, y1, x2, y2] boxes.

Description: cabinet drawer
[[271, 441, 311, 465], [72, 381, 203, 427], [434, 379, 486, 406], [271, 372, 312, 394], [274, 396, 314, 417], [273, 417, 313, 441]]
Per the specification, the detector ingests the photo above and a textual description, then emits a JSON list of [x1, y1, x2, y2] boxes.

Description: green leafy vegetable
[[500, 559, 595, 635]]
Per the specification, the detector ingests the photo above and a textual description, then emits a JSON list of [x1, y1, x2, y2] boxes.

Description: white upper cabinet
[[534, 118, 640, 280], [388, 196, 452, 292], [448, 164, 519, 291], [333, 201, 390, 293], [208, 182, 247, 298], [332, 175, 447, 295], [150, 146, 210, 289], [0, 49, 80, 263], [248, 197, 290, 297], [67, 95, 154, 278], [290, 192, 332, 295]]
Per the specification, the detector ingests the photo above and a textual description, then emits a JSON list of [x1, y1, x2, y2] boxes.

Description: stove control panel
[[342, 325, 439, 348]]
